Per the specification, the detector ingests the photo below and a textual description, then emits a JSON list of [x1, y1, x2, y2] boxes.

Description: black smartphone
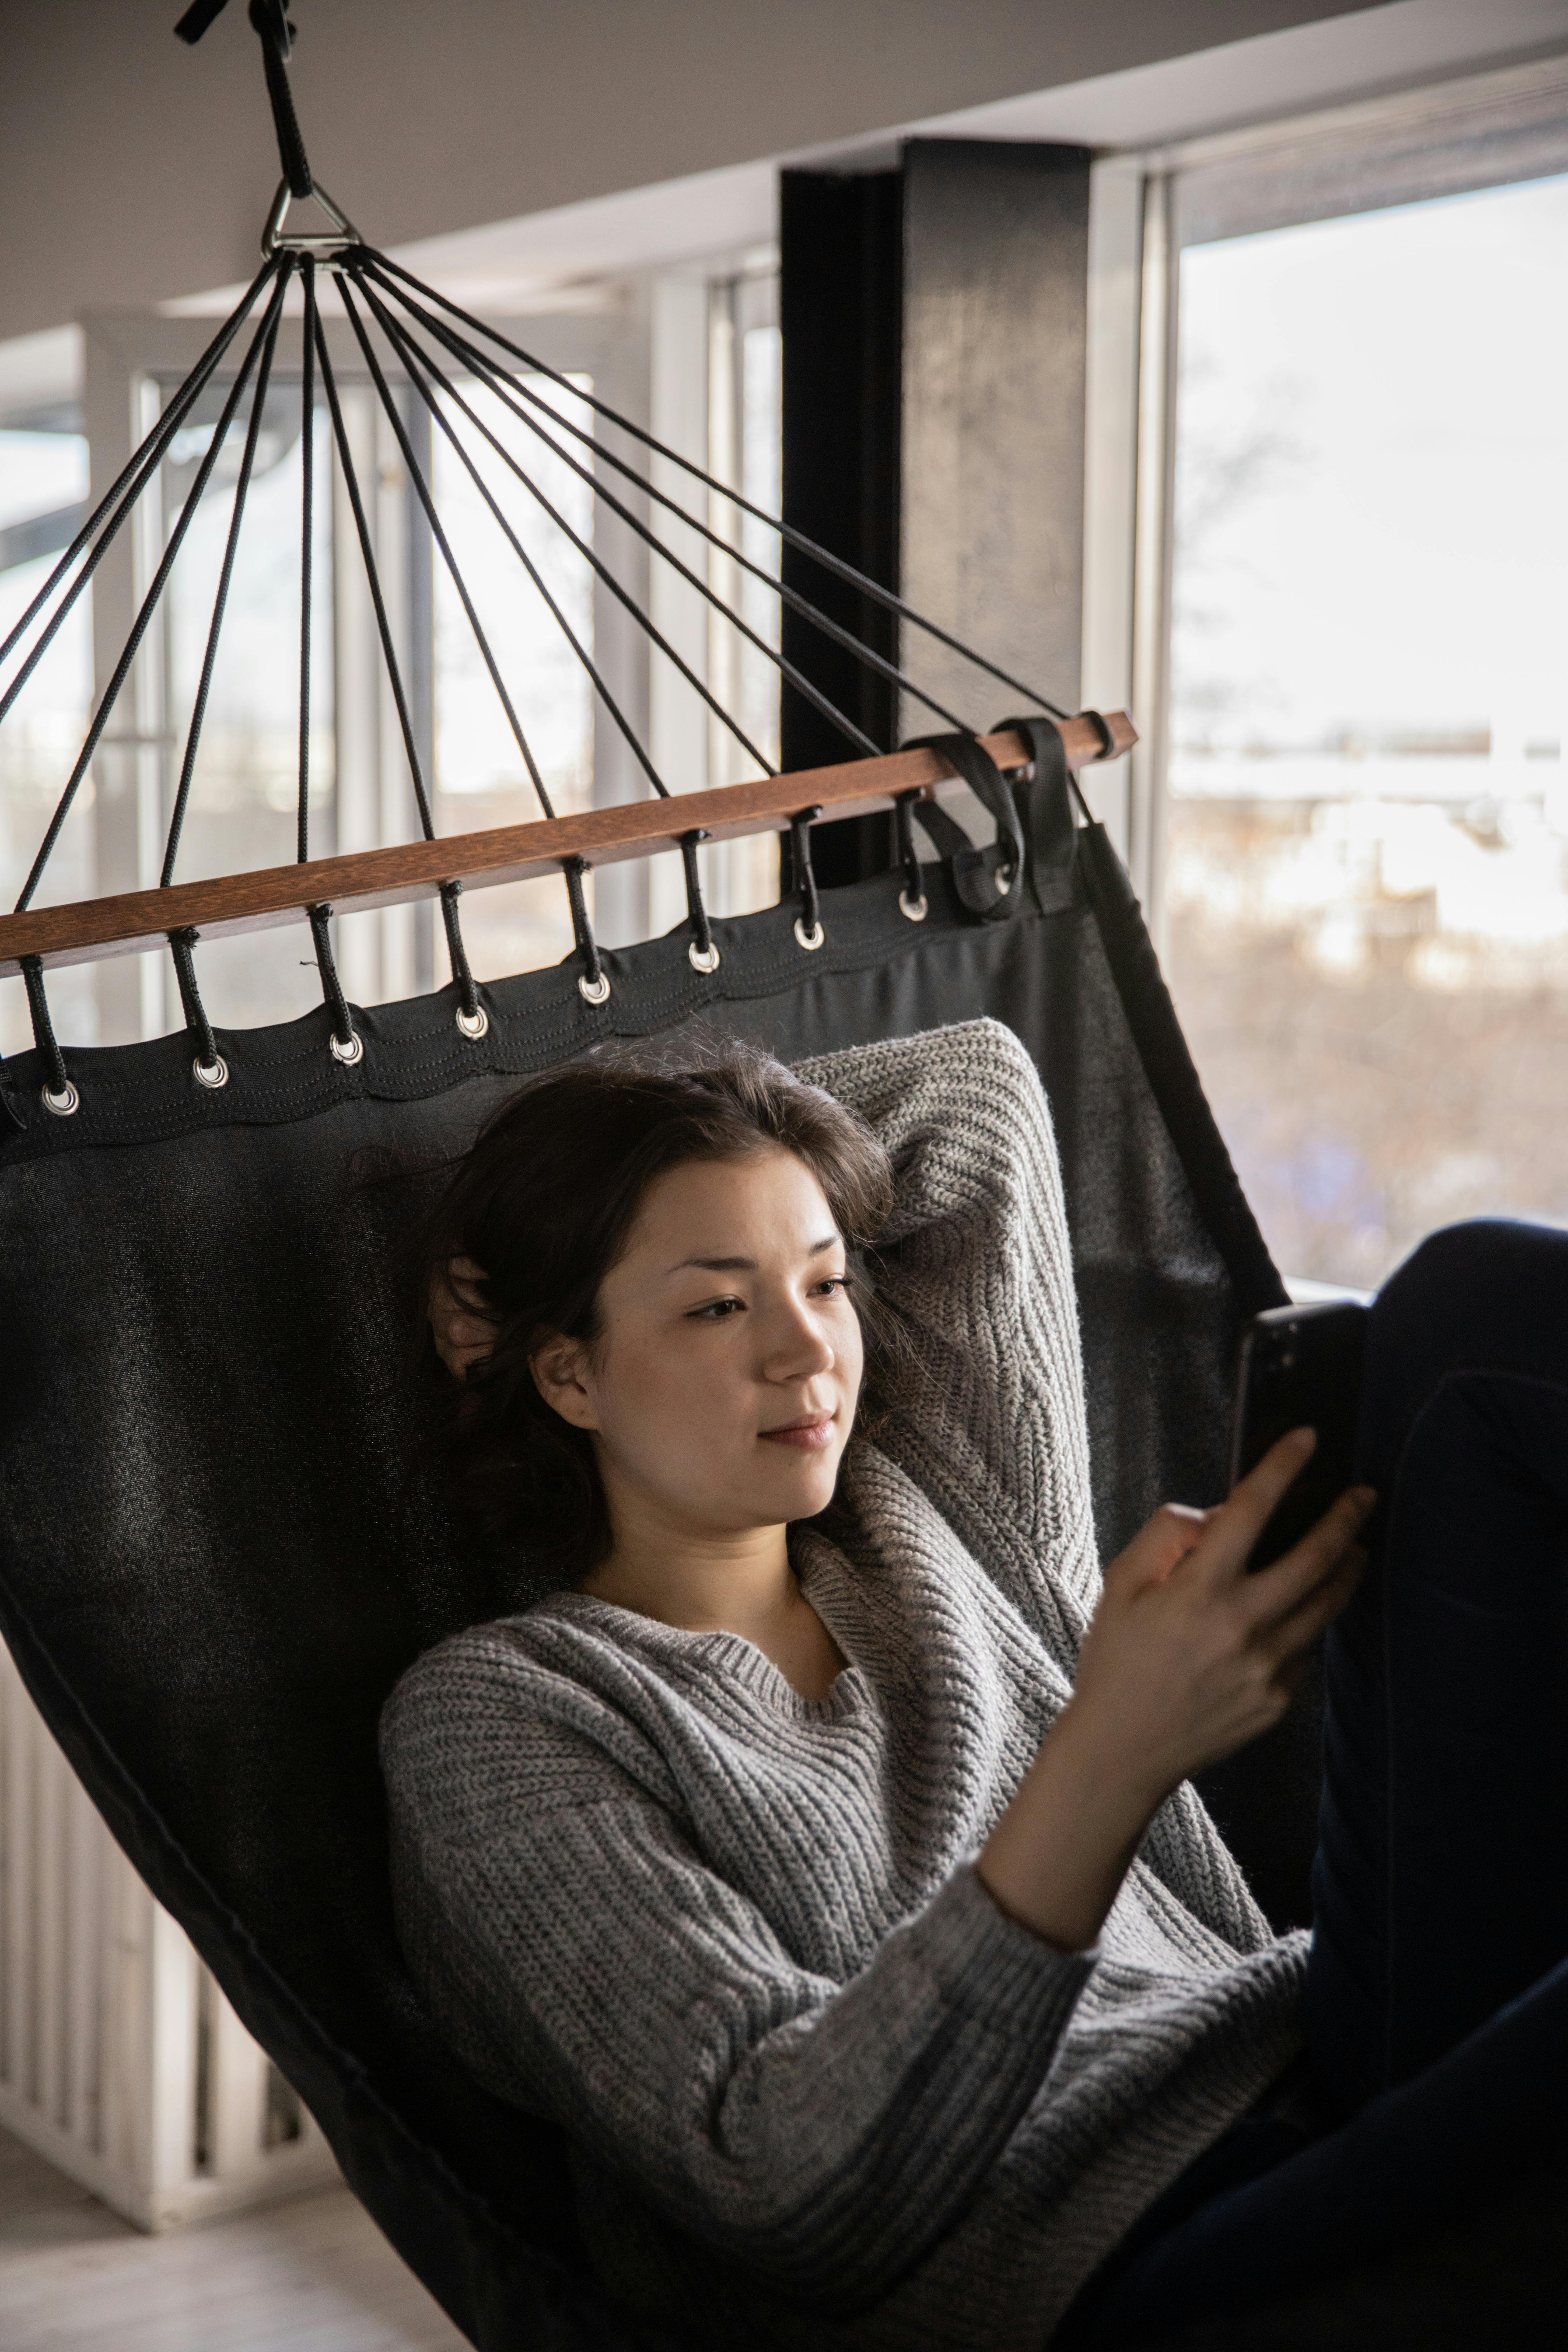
[[1227, 1301, 1368, 1571]]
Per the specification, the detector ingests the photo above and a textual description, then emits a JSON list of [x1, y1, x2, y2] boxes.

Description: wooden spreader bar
[[0, 713, 1133, 978]]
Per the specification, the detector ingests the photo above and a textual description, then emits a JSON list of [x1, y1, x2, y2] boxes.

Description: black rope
[[363, 265, 882, 762], [14, 269, 292, 915], [162, 296, 283, 885], [359, 279, 674, 805], [307, 904, 357, 1051], [894, 791, 927, 912], [167, 927, 221, 1074], [362, 263, 975, 743], [175, 1, 313, 198], [19, 957, 70, 1102], [371, 252, 1073, 722], [368, 278, 774, 780], [561, 857, 607, 1000], [439, 882, 482, 1024], [789, 808, 824, 947], [311, 317, 435, 840], [0, 262, 281, 726], [358, 269, 774, 776], [298, 258, 317, 864], [312, 317, 484, 1027], [680, 832, 718, 969], [336, 278, 555, 819]]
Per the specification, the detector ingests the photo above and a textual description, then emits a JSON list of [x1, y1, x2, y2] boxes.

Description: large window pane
[[1167, 176, 1568, 1287]]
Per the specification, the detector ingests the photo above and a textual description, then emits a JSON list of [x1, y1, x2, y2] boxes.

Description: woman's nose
[[761, 1300, 835, 1382]]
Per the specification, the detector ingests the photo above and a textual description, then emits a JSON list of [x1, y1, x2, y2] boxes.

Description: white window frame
[[1081, 46, 1568, 944]]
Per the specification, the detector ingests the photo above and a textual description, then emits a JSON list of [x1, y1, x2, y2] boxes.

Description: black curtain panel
[[0, 757, 1308, 2350]]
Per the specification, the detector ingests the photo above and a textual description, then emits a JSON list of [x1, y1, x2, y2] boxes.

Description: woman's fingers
[[1240, 1486, 1376, 1629], [1263, 1541, 1368, 1661], [1188, 1428, 1319, 1582], [1105, 1502, 1214, 1590]]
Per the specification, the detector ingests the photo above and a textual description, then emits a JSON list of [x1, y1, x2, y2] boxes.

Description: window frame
[[1081, 46, 1568, 942]]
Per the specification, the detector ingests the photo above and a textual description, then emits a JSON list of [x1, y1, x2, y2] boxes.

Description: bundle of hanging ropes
[[0, 0, 1125, 1120]]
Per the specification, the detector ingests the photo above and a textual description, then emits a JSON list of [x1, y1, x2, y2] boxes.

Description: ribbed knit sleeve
[[797, 1020, 1100, 1658], [803, 1020, 1276, 1962], [381, 1629, 1093, 2310]]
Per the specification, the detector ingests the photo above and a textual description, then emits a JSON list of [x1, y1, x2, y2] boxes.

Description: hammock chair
[[6, 7, 1546, 2346]]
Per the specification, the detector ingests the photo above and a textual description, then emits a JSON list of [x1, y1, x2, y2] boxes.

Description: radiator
[[0, 1640, 338, 2231]]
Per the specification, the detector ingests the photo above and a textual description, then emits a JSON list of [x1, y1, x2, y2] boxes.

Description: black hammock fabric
[[0, 751, 1325, 2350]]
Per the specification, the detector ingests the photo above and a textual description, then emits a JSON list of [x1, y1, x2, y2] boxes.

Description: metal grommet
[[793, 918, 825, 952], [578, 971, 611, 1006], [192, 1055, 229, 1090], [42, 1080, 79, 1118], [329, 1029, 364, 1065], [688, 939, 721, 975], [455, 1004, 489, 1041], [898, 890, 929, 923], [995, 864, 1014, 897]]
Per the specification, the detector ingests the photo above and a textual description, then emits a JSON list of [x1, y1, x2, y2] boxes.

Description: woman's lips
[[759, 1414, 835, 1451]]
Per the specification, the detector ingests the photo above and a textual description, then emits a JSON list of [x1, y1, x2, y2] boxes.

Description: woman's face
[[532, 1147, 864, 1542]]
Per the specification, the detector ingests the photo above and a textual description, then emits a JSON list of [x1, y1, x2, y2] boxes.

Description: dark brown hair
[[412, 1037, 895, 1580]]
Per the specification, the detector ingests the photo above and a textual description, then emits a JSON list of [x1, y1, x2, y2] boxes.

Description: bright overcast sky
[[1172, 172, 1568, 755]]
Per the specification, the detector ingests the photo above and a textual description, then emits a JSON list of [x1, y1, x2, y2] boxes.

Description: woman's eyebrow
[[670, 1236, 841, 1275]]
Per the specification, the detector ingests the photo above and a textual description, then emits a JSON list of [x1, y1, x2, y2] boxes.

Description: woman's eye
[[688, 1296, 744, 1321], [816, 1274, 852, 1299]]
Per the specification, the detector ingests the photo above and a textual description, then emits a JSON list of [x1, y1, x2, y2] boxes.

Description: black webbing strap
[[307, 906, 357, 1053], [167, 929, 221, 1075], [176, 2, 314, 198], [994, 713, 1085, 917], [19, 957, 70, 1104], [899, 734, 1026, 921], [680, 833, 718, 969]]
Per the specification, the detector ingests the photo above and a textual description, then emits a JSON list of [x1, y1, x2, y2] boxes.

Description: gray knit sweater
[[381, 1019, 1308, 2348]]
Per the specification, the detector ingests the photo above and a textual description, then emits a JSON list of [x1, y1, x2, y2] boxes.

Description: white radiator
[[0, 1639, 338, 2231]]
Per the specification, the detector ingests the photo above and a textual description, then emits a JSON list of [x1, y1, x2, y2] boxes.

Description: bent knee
[[1376, 1219, 1568, 1351]]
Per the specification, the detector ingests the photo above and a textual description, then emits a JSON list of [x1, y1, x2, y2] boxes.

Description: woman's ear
[[429, 1254, 499, 1379], [530, 1333, 598, 1431]]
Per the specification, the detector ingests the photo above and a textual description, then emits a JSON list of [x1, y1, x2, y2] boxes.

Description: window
[[1092, 57, 1568, 1290]]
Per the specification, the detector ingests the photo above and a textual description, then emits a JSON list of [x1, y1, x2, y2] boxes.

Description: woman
[[381, 1019, 1568, 2348]]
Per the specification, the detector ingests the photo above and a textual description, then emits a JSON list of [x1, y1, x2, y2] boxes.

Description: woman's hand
[[976, 1432, 1373, 1953], [1070, 1430, 1374, 1805]]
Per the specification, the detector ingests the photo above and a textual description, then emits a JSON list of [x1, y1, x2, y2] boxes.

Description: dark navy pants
[[1063, 1219, 1568, 2345]]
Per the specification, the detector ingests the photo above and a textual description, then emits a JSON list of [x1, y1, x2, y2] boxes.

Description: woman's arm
[[978, 1432, 1372, 1949], [800, 1020, 1100, 1648]]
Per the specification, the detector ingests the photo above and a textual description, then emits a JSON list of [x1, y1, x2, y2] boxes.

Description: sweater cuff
[[914, 1861, 1096, 2038]]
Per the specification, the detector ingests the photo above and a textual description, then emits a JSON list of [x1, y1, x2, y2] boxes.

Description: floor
[[0, 2127, 468, 2352]]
